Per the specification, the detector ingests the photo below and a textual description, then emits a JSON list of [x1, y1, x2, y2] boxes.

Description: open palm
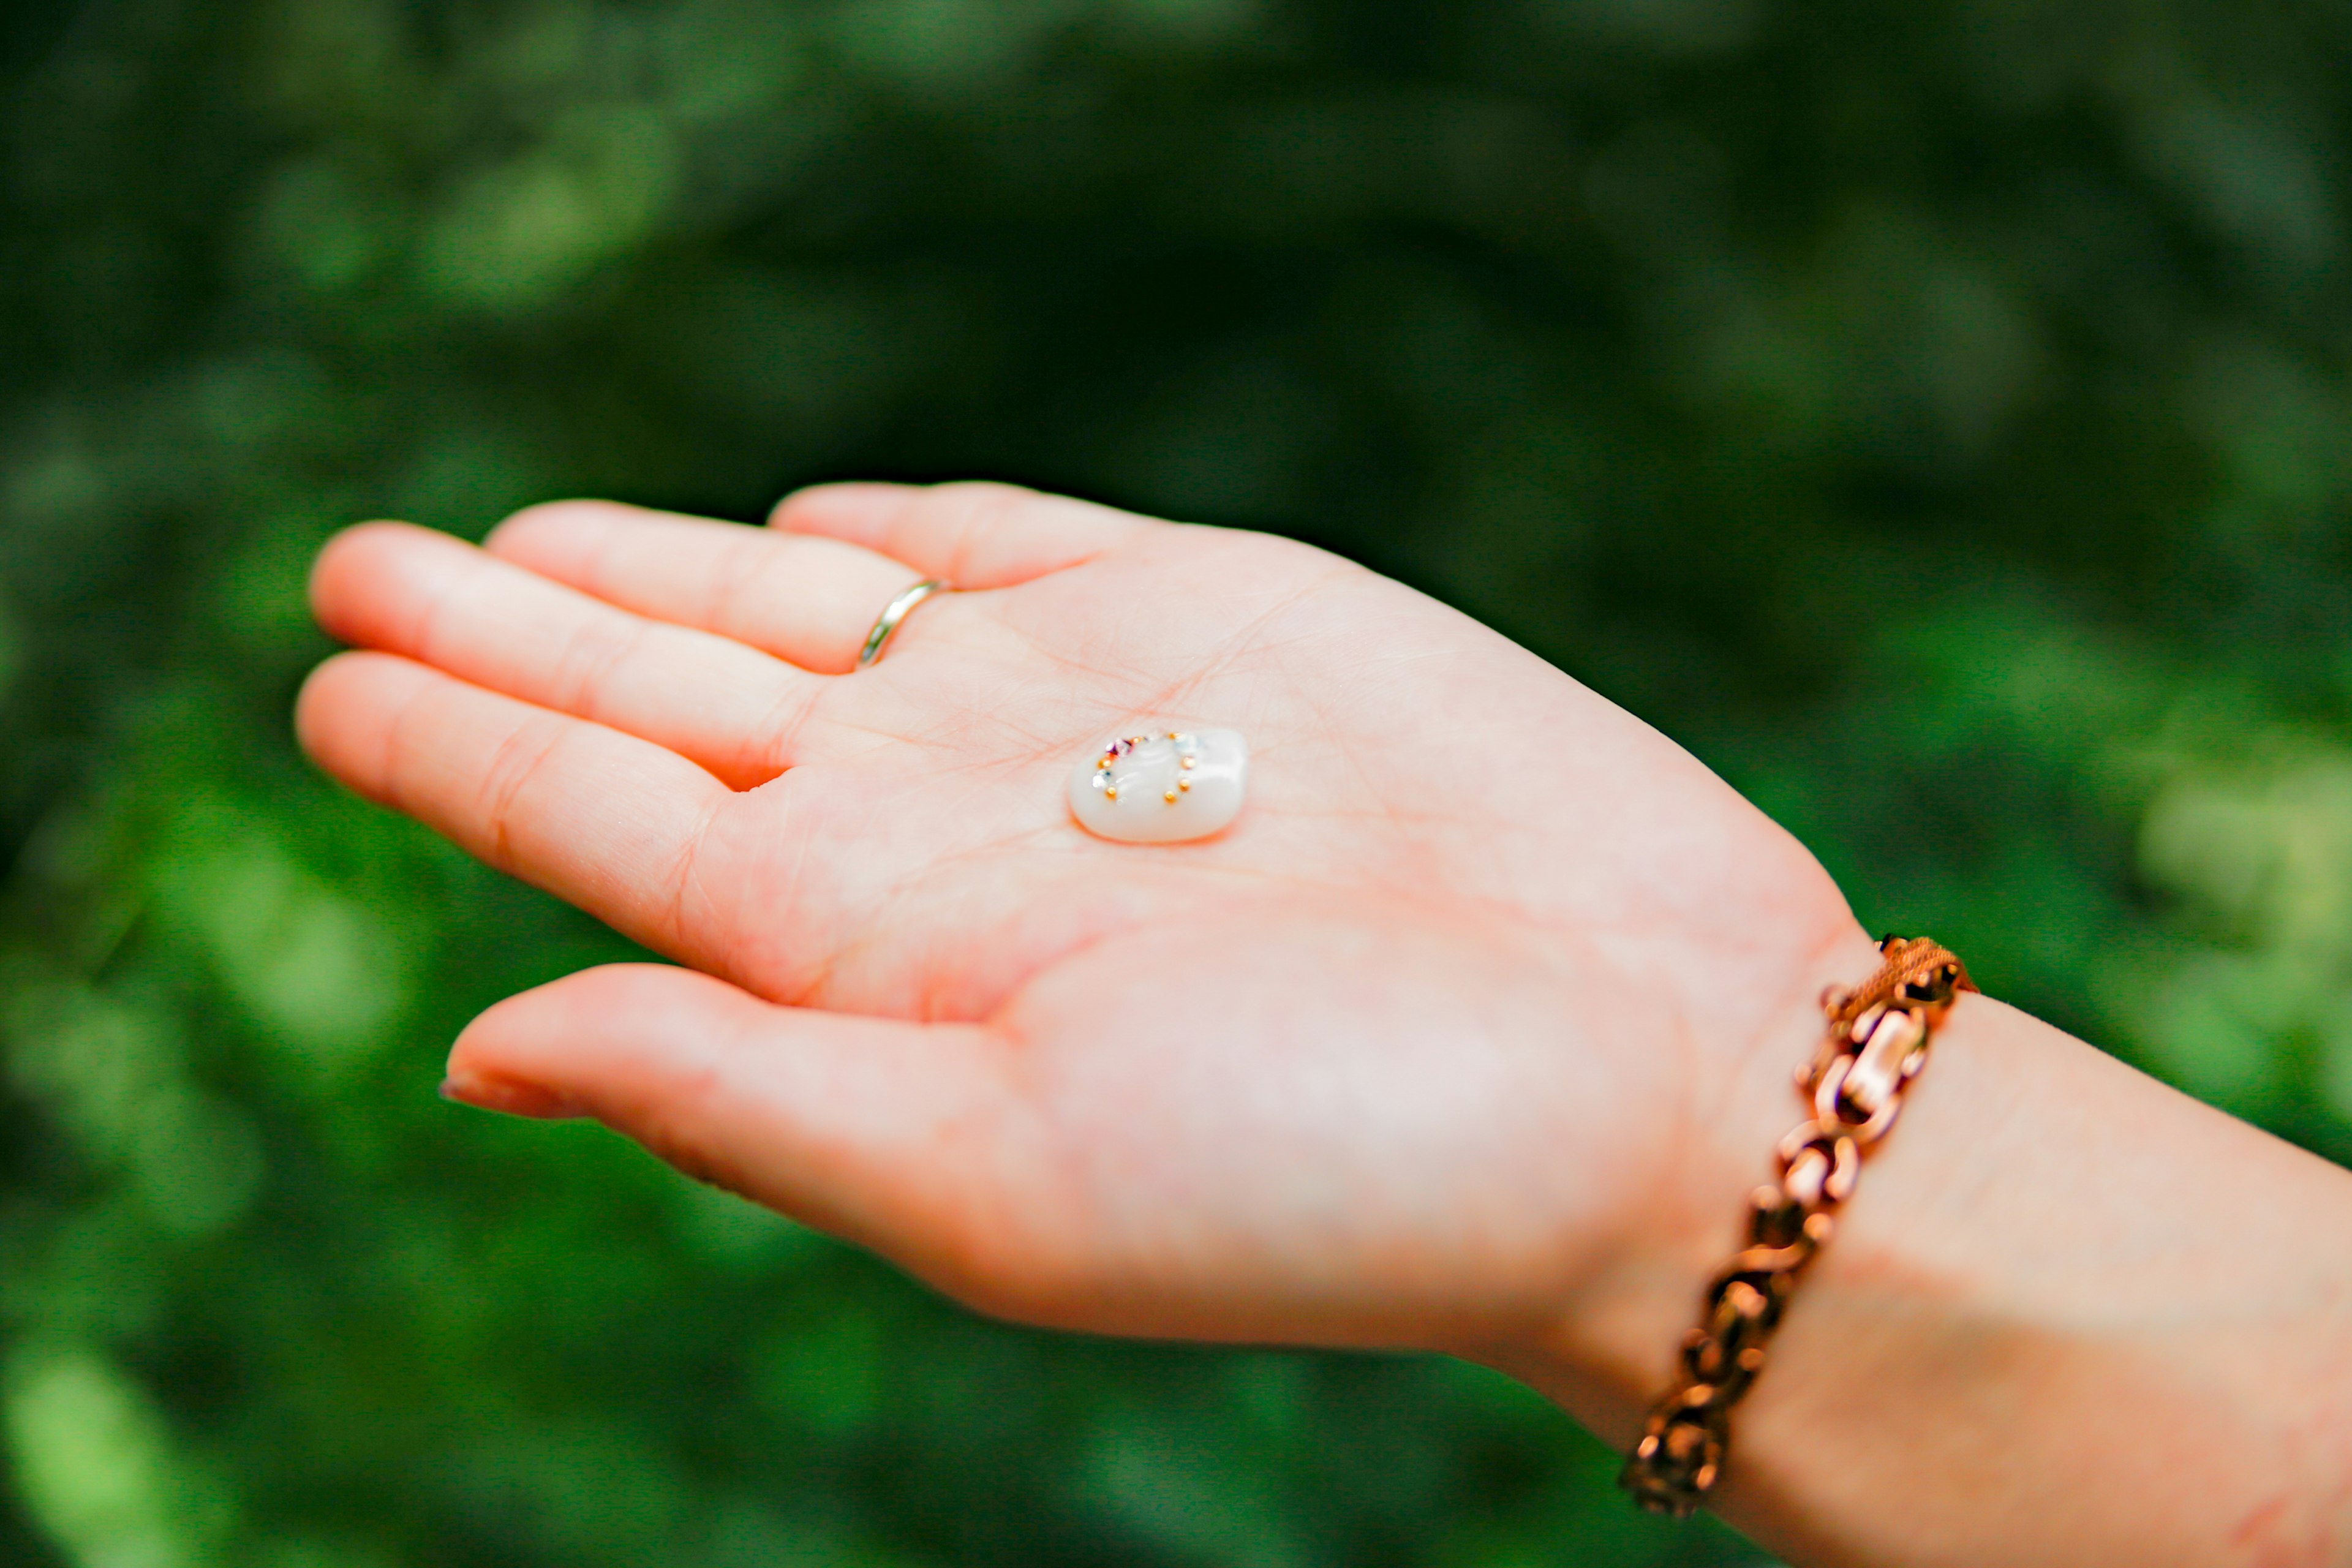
[[300, 481, 1864, 1368]]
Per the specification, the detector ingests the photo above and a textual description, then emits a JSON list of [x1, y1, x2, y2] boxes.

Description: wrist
[[1479, 918, 1885, 1439], [1492, 960, 2352, 1566]]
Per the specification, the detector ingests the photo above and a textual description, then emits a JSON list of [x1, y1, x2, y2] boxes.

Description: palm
[[300, 483, 1860, 1354]]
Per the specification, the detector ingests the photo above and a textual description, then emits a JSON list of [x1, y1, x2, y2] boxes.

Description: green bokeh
[[3, 0, 2348, 1562]]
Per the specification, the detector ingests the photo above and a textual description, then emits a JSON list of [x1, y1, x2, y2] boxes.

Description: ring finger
[[483, 500, 946, 674]]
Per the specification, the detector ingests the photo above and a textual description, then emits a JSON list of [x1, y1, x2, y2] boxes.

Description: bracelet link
[[1619, 934, 1975, 1517]]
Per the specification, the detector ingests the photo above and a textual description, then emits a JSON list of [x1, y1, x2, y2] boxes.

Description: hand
[[297, 481, 1865, 1365]]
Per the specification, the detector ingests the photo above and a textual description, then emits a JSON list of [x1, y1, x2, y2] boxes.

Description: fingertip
[[480, 498, 638, 567], [293, 649, 421, 791], [309, 520, 400, 638], [766, 481, 923, 533], [443, 973, 599, 1120], [439, 1073, 590, 1120], [292, 649, 353, 755], [309, 520, 474, 646], [448, 963, 755, 1114]]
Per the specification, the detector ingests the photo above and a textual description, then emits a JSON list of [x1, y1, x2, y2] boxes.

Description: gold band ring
[[855, 579, 952, 669]]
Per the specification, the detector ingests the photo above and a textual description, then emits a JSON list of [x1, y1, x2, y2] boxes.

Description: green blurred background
[[4, 0, 2351, 1562]]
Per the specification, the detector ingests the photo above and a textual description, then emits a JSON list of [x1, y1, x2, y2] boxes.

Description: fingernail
[[439, 1074, 589, 1120]]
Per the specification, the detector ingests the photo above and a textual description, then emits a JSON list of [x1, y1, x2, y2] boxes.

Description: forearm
[[1501, 929, 2352, 1567]]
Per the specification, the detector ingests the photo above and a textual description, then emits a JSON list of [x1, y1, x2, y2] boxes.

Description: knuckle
[[543, 614, 645, 712], [473, 715, 567, 863], [929, 483, 1035, 571]]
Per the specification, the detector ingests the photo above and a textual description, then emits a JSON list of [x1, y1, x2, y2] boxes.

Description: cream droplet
[[1068, 729, 1248, 843]]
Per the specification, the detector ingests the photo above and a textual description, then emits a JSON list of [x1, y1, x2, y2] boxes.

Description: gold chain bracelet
[[1619, 935, 1975, 1517]]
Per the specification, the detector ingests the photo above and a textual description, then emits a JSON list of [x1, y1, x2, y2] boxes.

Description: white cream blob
[[1067, 728, 1248, 844]]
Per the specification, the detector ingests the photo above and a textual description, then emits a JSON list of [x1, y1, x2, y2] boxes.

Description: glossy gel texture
[[1067, 728, 1248, 843]]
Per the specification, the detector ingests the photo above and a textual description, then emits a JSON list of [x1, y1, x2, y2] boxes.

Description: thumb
[[445, 964, 1041, 1291]]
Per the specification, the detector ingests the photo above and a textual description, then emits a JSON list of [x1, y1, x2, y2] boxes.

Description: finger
[[445, 965, 1068, 1314], [296, 651, 733, 963], [770, 481, 1144, 587], [483, 500, 933, 675], [312, 521, 818, 787]]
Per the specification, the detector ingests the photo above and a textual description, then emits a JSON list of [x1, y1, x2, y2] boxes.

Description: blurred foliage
[[2, 0, 2350, 1562]]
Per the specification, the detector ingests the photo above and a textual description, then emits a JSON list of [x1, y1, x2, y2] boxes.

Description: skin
[[298, 481, 2352, 1566]]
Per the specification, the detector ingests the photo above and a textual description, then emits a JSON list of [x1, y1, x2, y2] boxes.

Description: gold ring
[[855, 579, 952, 669]]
